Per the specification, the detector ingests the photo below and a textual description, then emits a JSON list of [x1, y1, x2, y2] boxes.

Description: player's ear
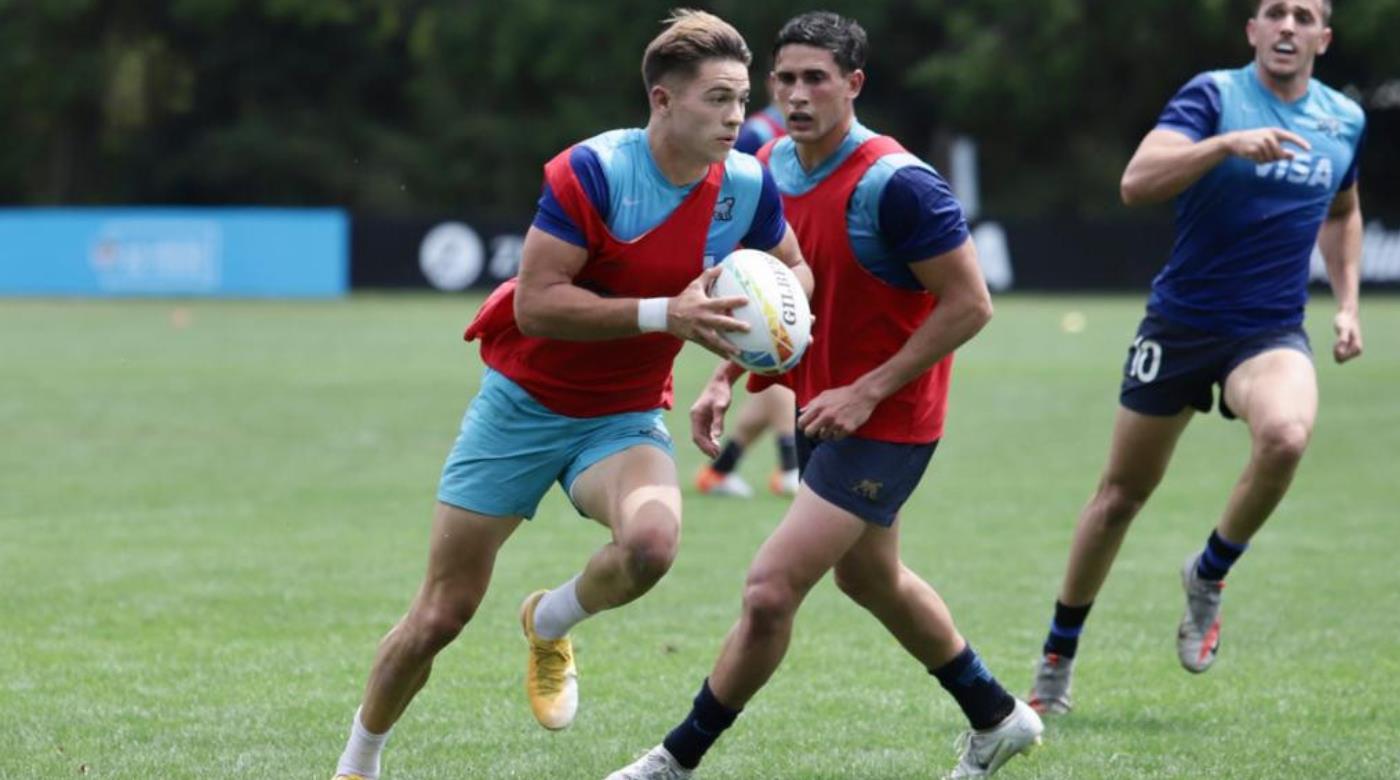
[[1317, 26, 1332, 55], [649, 83, 672, 115], [847, 68, 865, 99]]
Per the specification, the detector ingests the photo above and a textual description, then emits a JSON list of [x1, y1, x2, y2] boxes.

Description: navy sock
[[711, 440, 744, 474], [930, 644, 1016, 731], [1042, 600, 1093, 659], [776, 434, 797, 472], [662, 679, 741, 769], [1196, 529, 1248, 581]]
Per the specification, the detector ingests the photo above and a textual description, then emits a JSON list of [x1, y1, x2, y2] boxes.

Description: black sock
[[776, 434, 797, 472], [930, 644, 1016, 731], [1042, 600, 1093, 659], [662, 679, 742, 769], [1195, 529, 1248, 581], [711, 440, 744, 474]]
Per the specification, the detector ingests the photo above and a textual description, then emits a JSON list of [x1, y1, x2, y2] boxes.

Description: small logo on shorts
[[852, 479, 883, 501], [639, 425, 672, 446]]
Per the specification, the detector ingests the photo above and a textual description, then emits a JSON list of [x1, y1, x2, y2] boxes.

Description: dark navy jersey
[[1149, 64, 1366, 335], [532, 128, 785, 264]]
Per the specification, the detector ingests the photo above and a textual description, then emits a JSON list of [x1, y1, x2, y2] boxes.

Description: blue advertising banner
[[0, 208, 349, 297]]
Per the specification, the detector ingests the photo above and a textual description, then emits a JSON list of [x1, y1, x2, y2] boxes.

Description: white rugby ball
[[708, 249, 811, 375]]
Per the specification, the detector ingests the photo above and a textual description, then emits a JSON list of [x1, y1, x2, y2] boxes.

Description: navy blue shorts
[[1119, 312, 1311, 420], [795, 428, 938, 527]]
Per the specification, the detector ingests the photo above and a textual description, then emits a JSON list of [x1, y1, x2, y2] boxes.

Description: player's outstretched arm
[[1319, 182, 1364, 363], [514, 226, 749, 348], [797, 237, 991, 440], [1120, 127, 1311, 206]]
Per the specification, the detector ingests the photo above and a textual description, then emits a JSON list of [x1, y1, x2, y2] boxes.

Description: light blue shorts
[[437, 369, 674, 519]]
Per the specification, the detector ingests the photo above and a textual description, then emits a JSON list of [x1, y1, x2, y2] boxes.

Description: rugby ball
[[708, 249, 811, 375]]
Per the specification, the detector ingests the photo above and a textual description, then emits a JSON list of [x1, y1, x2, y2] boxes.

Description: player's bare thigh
[[1221, 347, 1317, 435], [1099, 405, 1195, 494], [418, 501, 523, 600], [569, 444, 682, 540], [749, 485, 868, 592]]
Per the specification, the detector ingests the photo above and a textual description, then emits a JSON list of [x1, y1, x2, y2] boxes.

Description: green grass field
[[3, 294, 1398, 779]]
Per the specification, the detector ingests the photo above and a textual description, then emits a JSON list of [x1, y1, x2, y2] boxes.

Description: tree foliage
[[1, 0, 1395, 218]]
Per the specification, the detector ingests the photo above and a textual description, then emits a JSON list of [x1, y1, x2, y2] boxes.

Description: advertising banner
[[351, 216, 523, 291], [0, 208, 349, 297]]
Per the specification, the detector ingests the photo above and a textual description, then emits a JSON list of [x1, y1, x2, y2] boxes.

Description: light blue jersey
[[534, 128, 785, 263], [1151, 64, 1366, 334], [765, 120, 968, 289]]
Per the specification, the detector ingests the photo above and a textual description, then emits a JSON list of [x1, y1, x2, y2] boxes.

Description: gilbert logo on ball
[[708, 249, 812, 375]]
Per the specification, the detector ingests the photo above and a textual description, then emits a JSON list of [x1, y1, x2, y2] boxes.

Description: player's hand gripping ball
[[707, 249, 811, 375]]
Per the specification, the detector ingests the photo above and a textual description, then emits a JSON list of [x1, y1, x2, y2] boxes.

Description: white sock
[[336, 707, 391, 779], [532, 574, 591, 640]]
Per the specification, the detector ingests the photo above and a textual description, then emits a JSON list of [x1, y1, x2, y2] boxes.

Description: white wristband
[[637, 297, 669, 333]]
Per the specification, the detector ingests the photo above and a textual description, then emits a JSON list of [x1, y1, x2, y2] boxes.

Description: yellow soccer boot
[[520, 590, 579, 729]]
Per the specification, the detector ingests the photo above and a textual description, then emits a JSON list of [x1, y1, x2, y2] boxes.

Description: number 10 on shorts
[[1128, 336, 1163, 383]]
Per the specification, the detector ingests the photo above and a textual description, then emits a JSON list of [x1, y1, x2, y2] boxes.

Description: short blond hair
[[641, 9, 751, 91]]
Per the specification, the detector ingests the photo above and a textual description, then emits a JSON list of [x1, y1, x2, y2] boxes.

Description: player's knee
[[407, 599, 477, 653], [1254, 420, 1310, 470], [1095, 478, 1151, 525], [741, 574, 798, 632], [620, 526, 678, 587]]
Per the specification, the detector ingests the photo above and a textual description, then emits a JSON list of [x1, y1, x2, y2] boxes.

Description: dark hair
[[1254, 0, 1332, 23], [642, 9, 752, 91], [772, 11, 867, 74]]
